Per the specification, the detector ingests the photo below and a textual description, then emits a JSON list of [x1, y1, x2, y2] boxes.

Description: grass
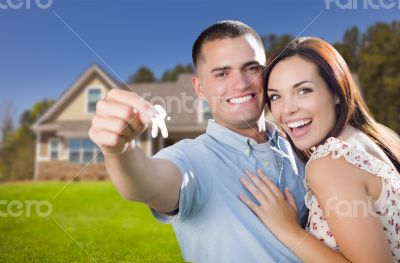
[[0, 181, 183, 262]]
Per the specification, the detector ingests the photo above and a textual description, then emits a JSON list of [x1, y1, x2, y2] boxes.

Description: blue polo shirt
[[152, 120, 307, 263]]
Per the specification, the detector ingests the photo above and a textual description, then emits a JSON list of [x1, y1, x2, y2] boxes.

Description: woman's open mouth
[[287, 119, 312, 138]]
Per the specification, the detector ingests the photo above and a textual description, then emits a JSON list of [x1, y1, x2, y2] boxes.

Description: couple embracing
[[89, 20, 400, 263]]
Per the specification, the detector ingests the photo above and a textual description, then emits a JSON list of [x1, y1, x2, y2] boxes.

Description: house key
[[151, 104, 169, 138]]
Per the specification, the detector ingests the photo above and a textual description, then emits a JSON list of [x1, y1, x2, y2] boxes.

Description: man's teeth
[[287, 119, 312, 128], [228, 94, 253, 104]]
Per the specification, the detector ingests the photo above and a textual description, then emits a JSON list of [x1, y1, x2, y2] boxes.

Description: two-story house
[[32, 64, 210, 180]]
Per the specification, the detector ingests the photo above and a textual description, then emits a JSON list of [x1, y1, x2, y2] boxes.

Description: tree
[[128, 66, 156, 84], [358, 21, 400, 133], [0, 99, 16, 142], [262, 33, 293, 58], [333, 26, 361, 72], [1, 125, 35, 181], [20, 98, 54, 125], [0, 99, 54, 181], [161, 64, 194, 82]]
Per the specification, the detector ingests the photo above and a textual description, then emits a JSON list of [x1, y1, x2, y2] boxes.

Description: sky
[[0, 0, 399, 124]]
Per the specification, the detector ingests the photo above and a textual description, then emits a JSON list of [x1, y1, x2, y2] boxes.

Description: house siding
[[36, 161, 107, 181], [55, 77, 109, 122], [39, 131, 56, 159], [33, 65, 208, 181]]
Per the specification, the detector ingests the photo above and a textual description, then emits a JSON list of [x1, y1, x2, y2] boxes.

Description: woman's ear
[[335, 95, 340, 105]]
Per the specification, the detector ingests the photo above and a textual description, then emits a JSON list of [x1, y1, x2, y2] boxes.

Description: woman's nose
[[283, 98, 300, 115]]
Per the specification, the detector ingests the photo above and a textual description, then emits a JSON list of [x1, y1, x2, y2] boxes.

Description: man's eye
[[269, 94, 280, 101], [246, 65, 262, 72], [299, 88, 312, 95], [215, 72, 227, 78]]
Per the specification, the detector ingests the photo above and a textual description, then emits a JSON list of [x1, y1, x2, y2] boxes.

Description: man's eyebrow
[[210, 61, 263, 73], [211, 66, 231, 73], [241, 61, 262, 69], [267, 80, 314, 92]]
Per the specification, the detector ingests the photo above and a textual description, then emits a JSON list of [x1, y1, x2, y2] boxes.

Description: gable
[[33, 64, 120, 129], [53, 76, 109, 122]]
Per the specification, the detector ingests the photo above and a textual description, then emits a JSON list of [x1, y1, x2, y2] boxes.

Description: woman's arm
[[306, 156, 392, 263], [276, 226, 350, 263], [239, 155, 392, 263]]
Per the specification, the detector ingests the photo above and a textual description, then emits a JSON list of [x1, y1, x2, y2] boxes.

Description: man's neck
[[228, 124, 268, 144]]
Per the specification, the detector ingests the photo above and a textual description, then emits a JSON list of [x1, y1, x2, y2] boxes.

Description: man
[[89, 20, 307, 262]]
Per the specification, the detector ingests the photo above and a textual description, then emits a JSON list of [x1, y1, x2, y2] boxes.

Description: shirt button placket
[[263, 160, 270, 168]]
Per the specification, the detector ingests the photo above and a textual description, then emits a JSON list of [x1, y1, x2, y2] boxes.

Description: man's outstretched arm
[[89, 89, 182, 213]]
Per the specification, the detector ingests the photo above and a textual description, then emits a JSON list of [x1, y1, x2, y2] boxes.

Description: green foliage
[[333, 26, 361, 72], [128, 64, 194, 84], [357, 21, 400, 133], [262, 33, 293, 58], [22, 98, 54, 125], [1, 117, 13, 142], [0, 100, 15, 142], [0, 99, 54, 182], [0, 125, 33, 181], [330, 22, 400, 134], [128, 66, 156, 84], [161, 64, 193, 82]]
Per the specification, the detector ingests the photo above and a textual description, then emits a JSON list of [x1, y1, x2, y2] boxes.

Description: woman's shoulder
[[309, 137, 351, 161], [306, 133, 397, 182], [305, 141, 363, 187]]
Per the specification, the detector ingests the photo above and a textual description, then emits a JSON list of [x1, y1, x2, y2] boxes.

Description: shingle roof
[[32, 66, 207, 133]]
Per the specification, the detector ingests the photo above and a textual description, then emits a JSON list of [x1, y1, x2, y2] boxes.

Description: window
[[50, 139, 60, 160], [95, 145, 104, 163], [201, 100, 212, 121], [68, 138, 104, 163], [83, 139, 94, 163], [69, 139, 81, 163], [87, 88, 101, 113]]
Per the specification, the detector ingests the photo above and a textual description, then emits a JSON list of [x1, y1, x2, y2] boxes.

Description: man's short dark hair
[[192, 20, 264, 69]]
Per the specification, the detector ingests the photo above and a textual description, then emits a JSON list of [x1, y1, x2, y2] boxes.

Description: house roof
[[124, 73, 198, 126], [32, 64, 205, 134], [32, 64, 121, 131]]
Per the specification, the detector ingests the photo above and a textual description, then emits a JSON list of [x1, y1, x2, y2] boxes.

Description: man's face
[[192, 34, 266, 132]]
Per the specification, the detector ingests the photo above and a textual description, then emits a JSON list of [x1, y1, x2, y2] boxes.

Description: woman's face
[[267, 55, 338, 150]]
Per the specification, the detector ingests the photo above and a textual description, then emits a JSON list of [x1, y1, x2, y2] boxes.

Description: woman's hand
[[238, 169, 301, 239]]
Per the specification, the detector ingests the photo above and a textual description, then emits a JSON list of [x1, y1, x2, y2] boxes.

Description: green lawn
[[0, 181, 183, 262]]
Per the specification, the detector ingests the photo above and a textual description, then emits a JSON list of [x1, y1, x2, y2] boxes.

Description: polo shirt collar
[[206, 119, 279, 156]]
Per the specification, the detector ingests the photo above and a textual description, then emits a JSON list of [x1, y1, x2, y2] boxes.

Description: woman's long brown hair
[[263, 37, 400, 172]]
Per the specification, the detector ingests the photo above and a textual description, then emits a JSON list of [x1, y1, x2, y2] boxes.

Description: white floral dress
[[304, 137, 400, 262]]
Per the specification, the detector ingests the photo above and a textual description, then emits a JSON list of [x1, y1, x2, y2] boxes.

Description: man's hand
[[89, 89, 155, 156], [87, 89, 181, 211]]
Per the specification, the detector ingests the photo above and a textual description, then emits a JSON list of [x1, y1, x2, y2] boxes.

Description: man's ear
[[192, 75, 206, 99]]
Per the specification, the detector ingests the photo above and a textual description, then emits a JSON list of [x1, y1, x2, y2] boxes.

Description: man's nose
[[231, 72, 250, 92]]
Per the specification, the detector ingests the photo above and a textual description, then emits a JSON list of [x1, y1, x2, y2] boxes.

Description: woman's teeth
[[287, 119, 312, 128], [228, 94, 253, 104]]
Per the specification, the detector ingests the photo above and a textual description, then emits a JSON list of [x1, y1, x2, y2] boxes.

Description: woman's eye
[[299, 88, 312, 95], [269, 94, 280, 101]]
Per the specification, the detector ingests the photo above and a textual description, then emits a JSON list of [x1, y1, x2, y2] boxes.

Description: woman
[[238, 37, 400, 262]]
